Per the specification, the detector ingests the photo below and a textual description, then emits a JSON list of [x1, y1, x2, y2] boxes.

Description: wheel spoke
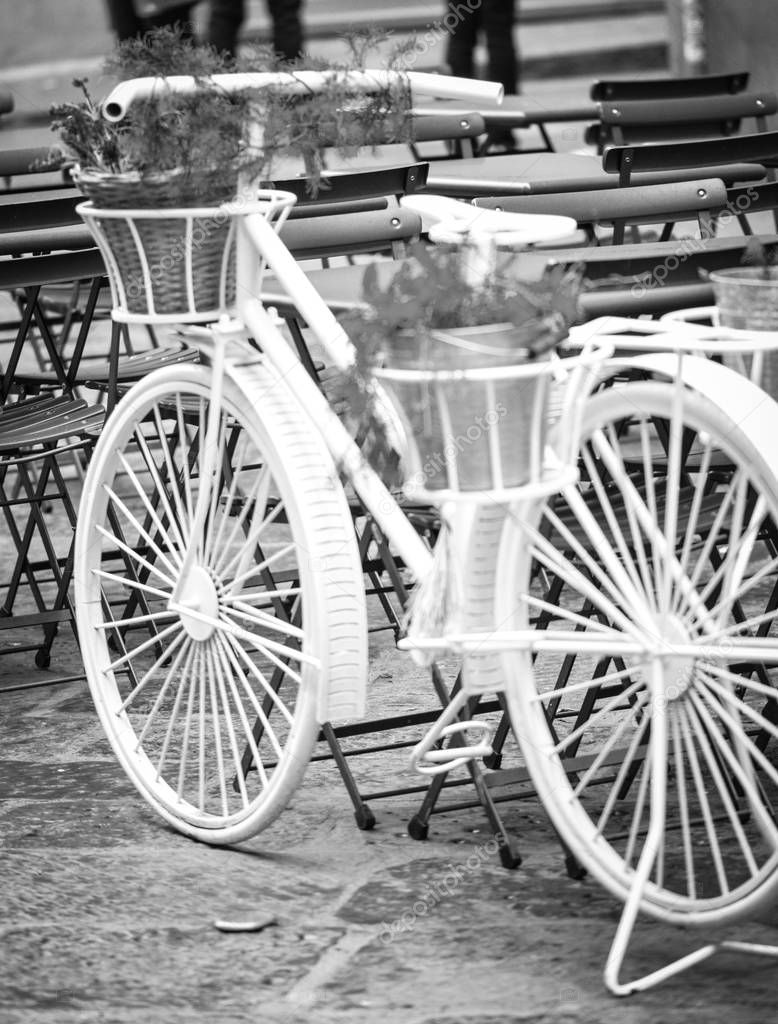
[[211, 634, 250, 810], [684, 687, 760, 875], [670, 709, 697, 900], [116, 449, 185, 571], [206, 643, 230, 817], [594, 692, 650, 836], [156, 641, 197, 782], [554, 678, 643, 756], [134, 631, 193, 747], [118, 626, 189, 713], [573, 688, 648, 797], [672, 432, 714, 619], [680, 697, 733, 894], [174, 643, 200, 800], [215, 631, 271, 790], [226, 599, 306, 641], [95, 521, 176, 591]]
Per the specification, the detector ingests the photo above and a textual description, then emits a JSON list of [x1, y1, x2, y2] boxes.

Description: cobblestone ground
[[2, 485, 778, 1024]]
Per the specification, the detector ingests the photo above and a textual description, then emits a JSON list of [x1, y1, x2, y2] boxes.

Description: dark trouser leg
[[208, 0, 245, 57], [445, 2, 481, 79], [104, 0, 143, 40], [266, 0, 304, 60], [482, 0, 519, 94]]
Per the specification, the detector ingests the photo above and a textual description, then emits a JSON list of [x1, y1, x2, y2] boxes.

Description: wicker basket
[[710, 267, 778, 400], [74, 168, 238, 321], [373, 323, 552, 496]]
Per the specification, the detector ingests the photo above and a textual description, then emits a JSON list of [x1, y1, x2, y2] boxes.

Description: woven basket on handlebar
[[74, 167, 237, 319]]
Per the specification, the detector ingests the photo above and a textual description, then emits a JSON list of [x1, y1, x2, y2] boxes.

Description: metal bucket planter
[[372, 322, 552, 497], [710, 267, 778, 399]]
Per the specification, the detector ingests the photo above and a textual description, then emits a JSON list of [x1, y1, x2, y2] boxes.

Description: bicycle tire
[[75, 361, 367, 844], [499, 379, 778, 925]]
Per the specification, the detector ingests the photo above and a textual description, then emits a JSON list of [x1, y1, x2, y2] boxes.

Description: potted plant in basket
[[338, 239, 583, 493], [49, 26, 415, 316], [335, 237, 582, 657], [709, 236, 778, 399]]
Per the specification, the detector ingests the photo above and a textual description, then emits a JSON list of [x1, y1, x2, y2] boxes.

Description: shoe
[[481, 128, 518, 154]]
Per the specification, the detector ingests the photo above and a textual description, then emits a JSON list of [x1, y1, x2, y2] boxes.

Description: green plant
[[333, 242, 583, 485], [261, 32, 414, 190], [50, 27, 267, 188], [49, 26, 414, 197]]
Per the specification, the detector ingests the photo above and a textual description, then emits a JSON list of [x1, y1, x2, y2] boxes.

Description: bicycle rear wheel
[[75, 361, 367, 845], [499, 377, 778, 925]]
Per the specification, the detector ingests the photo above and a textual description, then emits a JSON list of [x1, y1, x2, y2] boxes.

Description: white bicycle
[[74, 70, 778, 993]]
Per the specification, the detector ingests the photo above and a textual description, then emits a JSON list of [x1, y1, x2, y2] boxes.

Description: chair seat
[[0, 394, 104, 451]]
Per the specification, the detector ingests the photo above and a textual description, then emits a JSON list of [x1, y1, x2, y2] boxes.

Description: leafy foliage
[[333, 242, 584, 485], [51, 28, 264, 183], [262, 33, 414, 191], [50, 26, 413, 196], [344, 241, 583, 362]]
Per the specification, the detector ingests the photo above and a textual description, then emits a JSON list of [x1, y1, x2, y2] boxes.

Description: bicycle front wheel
[[75, 362, 367, 845], [499, 378, 778, 926]]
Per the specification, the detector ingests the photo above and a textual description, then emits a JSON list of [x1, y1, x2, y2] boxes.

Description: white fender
[[603, 352, 778, 487]]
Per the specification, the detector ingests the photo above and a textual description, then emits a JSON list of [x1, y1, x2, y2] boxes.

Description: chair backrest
[[408, 112, 487, 161], [0, 187, 83, 232], [473, 177, 728, 244], [278, 201, 422, 260], [602, 130, 778, 186], [270, 162, 429, 205], [725, 180, 778, 233], [0, 146, 70, 191], [588, 91, 777, 151], [546, 233, 777, 285], [548, 234, 778, 317], [590, 71, 750, 101]]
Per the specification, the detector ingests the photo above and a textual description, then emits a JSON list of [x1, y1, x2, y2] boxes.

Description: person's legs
[[445, 2, 481, 80], [208, 0, 245, 56], [104, 0, 143, 41], [265, 0, 304, 61], [482, 0, 519, 94]]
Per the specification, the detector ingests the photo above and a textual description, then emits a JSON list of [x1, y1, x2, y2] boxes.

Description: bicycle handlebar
[[102, 70, 504, 122], [400, 194, 577, 246]]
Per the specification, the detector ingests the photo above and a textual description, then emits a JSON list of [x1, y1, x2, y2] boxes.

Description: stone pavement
[[2, 538, 778, 1023]]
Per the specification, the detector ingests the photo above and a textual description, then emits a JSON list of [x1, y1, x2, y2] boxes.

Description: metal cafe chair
[[0, 282, 105, 687], [0, 177, 200, 688], [601, 129, 778, 188], [1, 187, 197, 408], [590, 70, 750, 102], [588, 90, 778, 154], [473, 176, 729, 246]]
